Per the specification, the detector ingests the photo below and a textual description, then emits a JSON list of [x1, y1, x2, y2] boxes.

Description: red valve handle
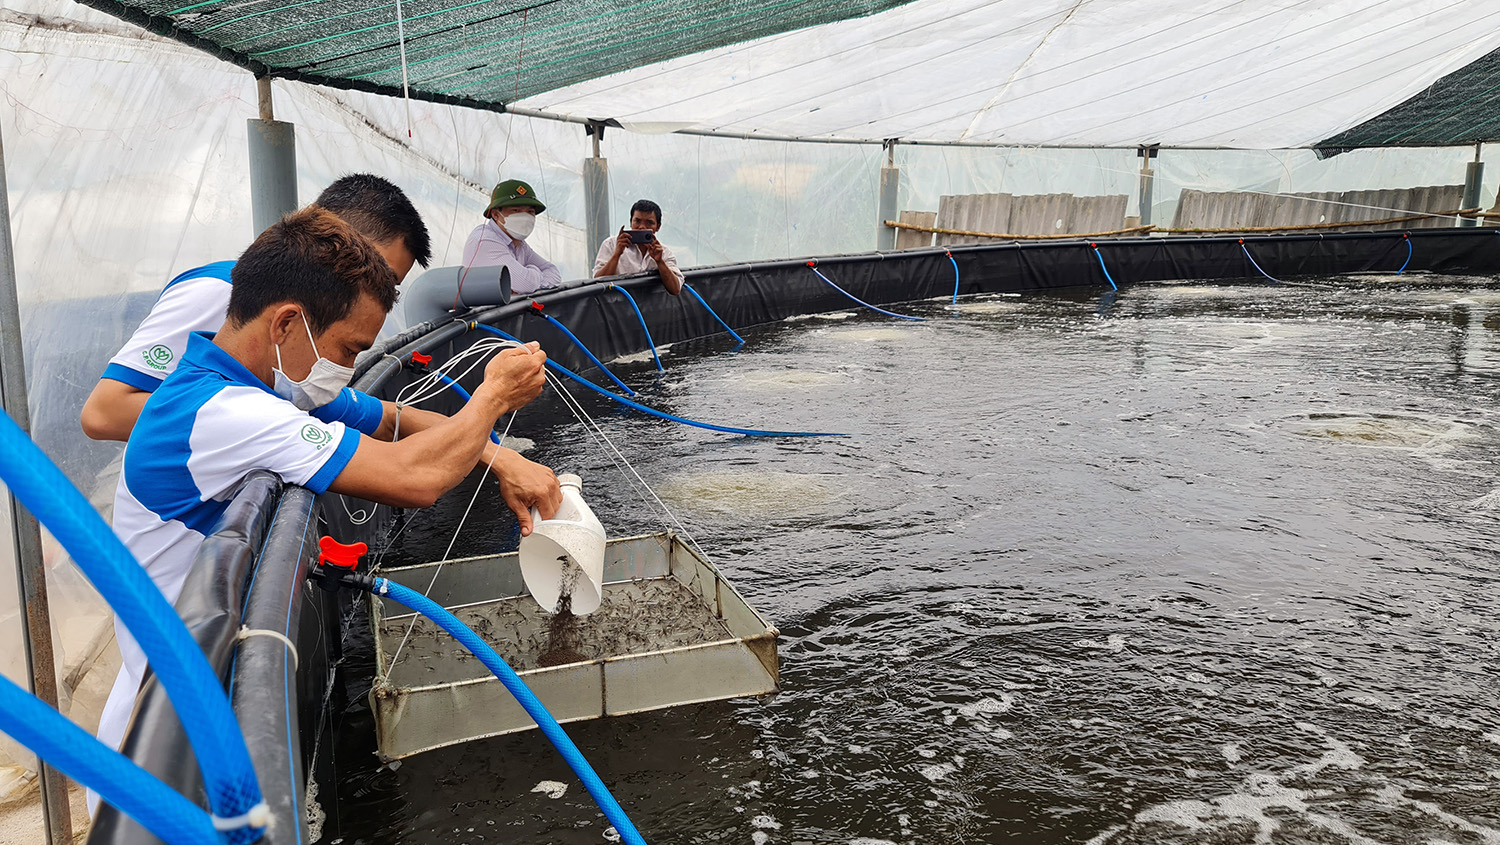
[[410, 351, 432, 366], [318, 536, 367, 570], [530, 301, 546, 312], [806, 259, 818, 267]]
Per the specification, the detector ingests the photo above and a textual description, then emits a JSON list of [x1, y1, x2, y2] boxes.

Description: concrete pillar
[[1137, 145, 1159, 228], [584, 122, 610, 269], [1461, 144, 1483, 228], [0, 120, 71, 845], [247, 77, 298, 236], [877, 140, 899, 251]]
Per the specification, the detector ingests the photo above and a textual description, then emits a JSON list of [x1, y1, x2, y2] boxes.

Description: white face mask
[[500, 211, 537, 241], [273, 313, 354, 411]]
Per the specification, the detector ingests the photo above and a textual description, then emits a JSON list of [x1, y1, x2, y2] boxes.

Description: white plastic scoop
[[518, 473, 606, 615]]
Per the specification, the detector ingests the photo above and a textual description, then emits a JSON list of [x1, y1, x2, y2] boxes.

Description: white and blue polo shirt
[[112, 332, 377, 606], [102, 259, 384, 432]]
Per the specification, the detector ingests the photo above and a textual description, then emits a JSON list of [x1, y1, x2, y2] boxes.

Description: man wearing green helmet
[[462, 179, 562, 296]]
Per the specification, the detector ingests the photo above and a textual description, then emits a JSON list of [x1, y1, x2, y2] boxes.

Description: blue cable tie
[[680, 283, 746, 344], [1090, 244, 1118, 291], [947, 251, 961, 304], [610, 285, 664, 373], [534, 309, 637, 395], [372, 578, 649, 845], [472, 324, 841, 437], [0, 414, 264, 843], [806, 262, 924, 321], [430, 373, 502, 444]]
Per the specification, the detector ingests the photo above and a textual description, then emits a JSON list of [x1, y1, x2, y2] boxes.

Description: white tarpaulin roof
[[518, 0, 1500, 148]]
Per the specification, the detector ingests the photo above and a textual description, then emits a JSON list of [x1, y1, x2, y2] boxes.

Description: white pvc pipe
[[400, 264, 511, 327]]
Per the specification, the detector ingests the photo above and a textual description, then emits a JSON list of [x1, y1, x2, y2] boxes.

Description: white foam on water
[[499, 435, 534, 452], [916, 748, 937, 759], [751, 833, 769, 845], [848, 839, 898, 845], [305, 778, 326, 843], [831, 327, 911, 343], [952, 301, 1023, 315], [657, 470, 841, 518], [784, 311, 855, 322], [729, 369, 846, 390], [604, 826, 621, 842], [751, 815, 782, 830], [1221, 742, 1242, 764], [607, 345, 672, 365], [1374, 784, 1500, 843], [957, 695, 1015, 719], [1075, 634, 1127, 653], [1485, 732, 1500, 746], [919, 762, 957, 782], [531, 780, 567, 799]]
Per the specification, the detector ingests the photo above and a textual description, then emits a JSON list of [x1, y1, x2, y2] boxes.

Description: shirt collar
[[182, 331, 278, 397]]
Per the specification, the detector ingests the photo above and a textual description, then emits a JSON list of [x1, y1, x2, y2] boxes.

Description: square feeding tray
[[368, 532, 780, 760]]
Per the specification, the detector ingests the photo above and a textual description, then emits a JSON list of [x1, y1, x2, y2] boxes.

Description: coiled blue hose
[[1396, 234, 1412, 275], [0, 413, 264, 842], [680, 283, 746, 344], [608, 285, 664, 373], [1090, 244, 1119, 291], [0, 675, 217, 845], [947, 251, 961, 304], [807, 263, 924, 321], [366, 577, 648, 845], [533, 309, 637, 396], [1240, 241, 1284, 284], [472, 324, 841, 437], [429, 373, 502, 444]]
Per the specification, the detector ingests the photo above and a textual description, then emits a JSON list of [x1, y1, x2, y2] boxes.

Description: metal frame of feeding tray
[[368, 531, 779, 760]]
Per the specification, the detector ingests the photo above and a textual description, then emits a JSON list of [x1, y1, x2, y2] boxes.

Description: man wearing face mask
[[91, 208, 553, 804], [462, 179, 563, 296]]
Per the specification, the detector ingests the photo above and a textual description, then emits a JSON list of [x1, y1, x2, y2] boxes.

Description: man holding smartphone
[[592, 199, 684, 295]]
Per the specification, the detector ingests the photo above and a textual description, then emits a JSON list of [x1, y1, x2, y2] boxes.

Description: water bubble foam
[[531, 780, 567, 799]]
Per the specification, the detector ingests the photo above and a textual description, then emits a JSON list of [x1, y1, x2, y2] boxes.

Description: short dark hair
[[227, 207, 399, 332], [630, 199, 662, 226], [314, 174, 432, 267]]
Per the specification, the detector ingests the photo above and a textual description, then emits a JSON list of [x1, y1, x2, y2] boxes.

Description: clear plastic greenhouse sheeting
[[3, 0, 1500, 802], [519, 0, 1500, 148]]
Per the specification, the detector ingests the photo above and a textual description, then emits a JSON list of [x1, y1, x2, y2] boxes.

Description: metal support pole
[[1137, 144, 1159, 228], [877, 139, 899, 251], [1461, 143, 1483, 228], [0, 119, 72, 845], [247, 77, 298, 236], [583, 121, 610, 270]]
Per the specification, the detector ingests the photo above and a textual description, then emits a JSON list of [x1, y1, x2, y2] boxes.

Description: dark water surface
[[322, 276, 1500, 845]]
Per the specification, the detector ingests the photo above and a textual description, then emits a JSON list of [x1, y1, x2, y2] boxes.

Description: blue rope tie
[[371, 578, 649, 845], [806, 262, 924, 321], [947, 251, 960, 304], [609, 285, 664, 372], [680, 283, 745, 344], [1090, 244, 1118, 291], [472, 324, 841, 437], [533, 308, 637, 396]]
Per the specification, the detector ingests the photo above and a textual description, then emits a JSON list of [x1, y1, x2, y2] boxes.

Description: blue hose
[[609, 285, 664, 373], [680, 283, 746, 344], [473, 324, 841, 437], [429, 374, 502, 444], [1090, 244, 1119, 291], [534, 310, 637, 396], [0, 675, 218, 845], [1240, 242, 1284, 284], [1397, 235, 1412, 275], [947, 252, 961, 304], [0, 414, 264, 842], [369, 578, 648, 845], [807, 263, 925, 321]]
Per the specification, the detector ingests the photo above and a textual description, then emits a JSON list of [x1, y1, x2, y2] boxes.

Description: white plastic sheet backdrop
[[521, 0, 1500, 147], [1, 0, 1498, 794]]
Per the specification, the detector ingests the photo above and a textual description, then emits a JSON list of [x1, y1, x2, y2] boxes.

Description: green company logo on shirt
[[143, 344, 174, 371], [300, 424, 333, 450]]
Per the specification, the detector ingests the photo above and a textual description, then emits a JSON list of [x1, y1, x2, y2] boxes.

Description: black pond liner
[[87, 228, 1500, 844]]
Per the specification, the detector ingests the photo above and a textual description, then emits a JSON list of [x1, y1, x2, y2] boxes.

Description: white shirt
[[104, 261, 236, 390], [592, 236, 684, 287], [462, 219, 562, 296], [96, 332, 370, 758]]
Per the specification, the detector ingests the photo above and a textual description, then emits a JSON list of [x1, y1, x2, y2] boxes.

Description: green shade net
[[1317, 44, 1500, 156], [70, 0, 917, 112]]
